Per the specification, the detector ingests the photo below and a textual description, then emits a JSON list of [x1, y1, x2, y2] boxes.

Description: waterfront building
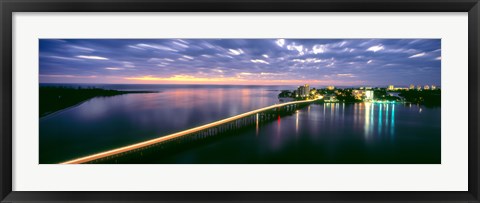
[[352, 90, 365, 100], [324, 94, 338, 102], [431, 85, 436, 90], [297, 84, 310, 97], [417, 85, 422, 91], [409, 84, 415, 90], [365, 90, 374, 101], [424, 85, 430, 90]]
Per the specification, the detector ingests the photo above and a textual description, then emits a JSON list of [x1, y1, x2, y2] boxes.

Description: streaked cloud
[[105, 67, 124, 70], [76, 55, 109, 60], [67, 45, 95, 52], [228, 49, 244, 55], [409, 52, 426, 58], [367, 45, 384, 52], [337, 74, 355, 77], [250, 59, 270, 64], [40, 39, 441, 86]]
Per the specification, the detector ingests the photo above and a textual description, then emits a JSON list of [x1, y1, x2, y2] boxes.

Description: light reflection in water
[[391, 104, 395, 138], [353, 103, 358, 128], [323, 103, 326, 117], [256, 113, 259, 136], [385, 104, 389, 129], [361, 103, 397, 140], [330, 103, 334, 118], [378, 104, 383, 135], [364, 103, 371, 138], [295, 110, 299, 135], [277, 115, 281, 137]]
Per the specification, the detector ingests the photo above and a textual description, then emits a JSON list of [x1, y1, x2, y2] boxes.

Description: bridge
[[61, 98, 319, 164]]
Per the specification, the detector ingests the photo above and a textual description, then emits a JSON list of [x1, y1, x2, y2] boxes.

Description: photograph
[[39, 39, 441, 164]]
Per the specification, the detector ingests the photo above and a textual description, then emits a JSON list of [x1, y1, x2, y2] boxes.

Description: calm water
[[39, 84, 441, 164]]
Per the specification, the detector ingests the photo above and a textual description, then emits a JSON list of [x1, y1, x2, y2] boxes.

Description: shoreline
[[39, 87, 159, 118]]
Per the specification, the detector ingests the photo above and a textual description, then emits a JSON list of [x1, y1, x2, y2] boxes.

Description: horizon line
[[39, 82, 439, 87]]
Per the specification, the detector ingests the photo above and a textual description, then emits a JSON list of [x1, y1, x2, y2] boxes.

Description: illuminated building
[[417, 85, 422, 90], [326, 85, 335, 90], [365, 90, 374, 101], [424, 85, 430, 90], [324, 94, 338, 102], [352, 90, 365, 100], [388, 85, 394, 91], [409, 84, 415, 90], [431, 85, 436, 90], [297, 84, 310, 97]]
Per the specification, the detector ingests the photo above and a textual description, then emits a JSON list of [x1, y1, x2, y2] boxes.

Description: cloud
[[435, 56, 441, 60], [228, 49, 244, 55], [128, 45, 146, 50], [250, 59, 270, 64], [105, 67, 124, 70], [367, 45, 384, 52], [67, 45, 95, 52], [76, 55, 109, 60], [286, 43, 304, 55], [326, 62, 335, 67], [337, 73, 355, 77], [172, 41, 189, 48], [312, 44, 327, 54], [47, 56, 83, 61], [409, 52, 426, 58], [276, 39, 285, 47], [148, 58, 174, 63], [183, 55, 194, 60], [292, 58, 324, 63], [40, 74, 97, 78], [40, 39, 441, 86], [135, 43, 178, 52], [260, 72, 284, 76]]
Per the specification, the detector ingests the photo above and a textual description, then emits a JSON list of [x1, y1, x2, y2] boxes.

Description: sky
[[39, 39, 441, 86]]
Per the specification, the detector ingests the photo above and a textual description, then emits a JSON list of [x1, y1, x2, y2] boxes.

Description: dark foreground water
[[39, 84, 440, 164]]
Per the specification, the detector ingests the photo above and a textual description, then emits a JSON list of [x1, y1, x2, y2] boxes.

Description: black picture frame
[[1, 0, 479, 202]]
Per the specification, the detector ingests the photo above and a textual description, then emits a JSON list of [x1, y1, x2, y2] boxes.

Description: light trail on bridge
[[61, 98, 319, 164]]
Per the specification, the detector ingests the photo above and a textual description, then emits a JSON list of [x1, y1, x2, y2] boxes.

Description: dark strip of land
[[40, 86, 158, 118]]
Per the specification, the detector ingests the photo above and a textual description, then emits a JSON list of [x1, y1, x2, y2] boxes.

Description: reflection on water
[[39, 84, 440, 164], [152, 102, 440, 164]]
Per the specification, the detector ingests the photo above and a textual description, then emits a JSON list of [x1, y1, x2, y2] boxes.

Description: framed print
[[1, 0, 479, 202]]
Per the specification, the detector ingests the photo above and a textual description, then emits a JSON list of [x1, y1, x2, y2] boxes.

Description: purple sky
[[39, 39, 441, 87]]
